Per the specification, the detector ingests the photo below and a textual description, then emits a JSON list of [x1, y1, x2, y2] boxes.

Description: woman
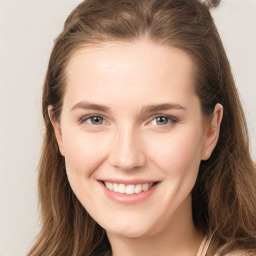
[[28, 0, 256, 255]]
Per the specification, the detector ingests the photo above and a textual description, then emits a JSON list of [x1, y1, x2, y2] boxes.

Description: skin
[[50, 40, 223, 256]]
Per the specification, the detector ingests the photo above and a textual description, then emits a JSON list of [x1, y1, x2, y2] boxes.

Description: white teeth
[[118, 184, 126, 194], [126, 185, 135, 195], [105, 182, 110, 190], [104, 182, 153, 195], [135, 184, 142, 194], [113, 183, 119, 192], [108, 183, 113, 191], [142, 183, 149, 191]]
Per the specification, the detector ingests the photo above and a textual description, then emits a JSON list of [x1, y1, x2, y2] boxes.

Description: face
[[51, 41, 221, 239]]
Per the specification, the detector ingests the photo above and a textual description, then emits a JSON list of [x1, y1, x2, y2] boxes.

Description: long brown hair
[[28, 0, 256, 255]]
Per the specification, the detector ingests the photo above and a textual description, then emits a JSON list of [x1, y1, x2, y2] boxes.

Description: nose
[[108, 127, 146, 171]]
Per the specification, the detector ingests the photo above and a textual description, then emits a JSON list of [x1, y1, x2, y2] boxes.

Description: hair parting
[[200, 0, 221, 9]]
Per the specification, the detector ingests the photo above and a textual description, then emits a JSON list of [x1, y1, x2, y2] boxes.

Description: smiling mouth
[[102, 181, 158, 195]]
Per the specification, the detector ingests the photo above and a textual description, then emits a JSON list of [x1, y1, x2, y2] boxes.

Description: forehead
[[64, 41, 197, 107]]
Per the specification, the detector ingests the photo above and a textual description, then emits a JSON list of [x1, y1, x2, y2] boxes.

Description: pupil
[[157, 117, 167, 125], [92, 116, 102, 124]]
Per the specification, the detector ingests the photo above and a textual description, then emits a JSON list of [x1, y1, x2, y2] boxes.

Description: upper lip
[[99, 179, 159, 185]]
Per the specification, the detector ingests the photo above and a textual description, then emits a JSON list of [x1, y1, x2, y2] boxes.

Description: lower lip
[[98, 181, 159, 205]]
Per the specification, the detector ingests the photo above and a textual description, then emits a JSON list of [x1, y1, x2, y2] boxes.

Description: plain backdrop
[[0, 0, 255, 255]]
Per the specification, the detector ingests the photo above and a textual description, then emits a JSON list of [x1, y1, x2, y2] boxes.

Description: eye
[[79, 115, 106, 125], [151, 115, 177, 126]]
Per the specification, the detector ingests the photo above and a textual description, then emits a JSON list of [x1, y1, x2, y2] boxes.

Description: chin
[[103, 217, 162, 239], [106, 227, 151, 239]]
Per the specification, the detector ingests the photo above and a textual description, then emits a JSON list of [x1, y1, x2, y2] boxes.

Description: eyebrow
[[71, 101, 111, 113], [140, 103, 186, 114], [70, 101, 186, 114]]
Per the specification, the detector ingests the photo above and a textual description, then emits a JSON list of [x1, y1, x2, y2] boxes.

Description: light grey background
[[0, 0, 255, 255]]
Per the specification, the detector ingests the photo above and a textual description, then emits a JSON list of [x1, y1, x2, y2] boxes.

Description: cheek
[[60, 129, 110, 209], [61, 128, 108, 177], [147, 126, 203, 176]]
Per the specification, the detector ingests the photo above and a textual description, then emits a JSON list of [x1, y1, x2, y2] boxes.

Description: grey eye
[[155, 116, 169, 125]]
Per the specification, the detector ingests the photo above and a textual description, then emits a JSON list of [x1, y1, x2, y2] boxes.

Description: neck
[[107, 197, 204, 256]]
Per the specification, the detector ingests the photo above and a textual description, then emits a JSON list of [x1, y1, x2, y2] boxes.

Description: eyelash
[[149, 115, 177, 126], [79, 115, 107, 125], [78, 114, 178, 127]]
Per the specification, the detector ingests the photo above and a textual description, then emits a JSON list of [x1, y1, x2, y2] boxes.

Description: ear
[[201, 103, 223, 160], [48, 105, 65, 156]]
